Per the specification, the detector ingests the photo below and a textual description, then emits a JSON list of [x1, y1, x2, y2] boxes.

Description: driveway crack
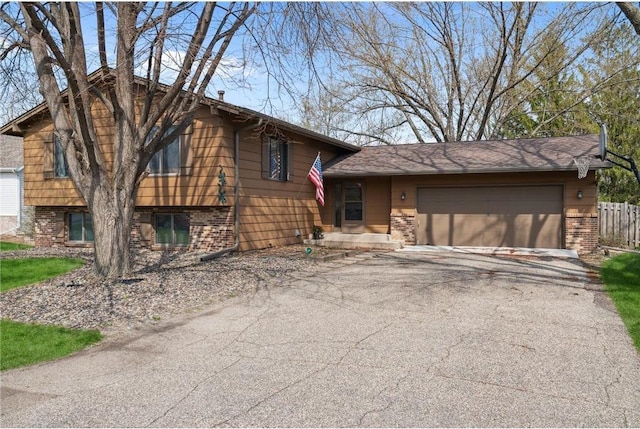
[[145, 357, 243, 427]]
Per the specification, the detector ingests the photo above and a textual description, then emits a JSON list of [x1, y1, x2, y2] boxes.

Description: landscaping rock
[[0, 246, 364, 336]]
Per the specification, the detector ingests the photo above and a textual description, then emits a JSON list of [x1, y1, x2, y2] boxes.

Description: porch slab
[[397, 245, 579, 259], [304, 233, 404, 250]]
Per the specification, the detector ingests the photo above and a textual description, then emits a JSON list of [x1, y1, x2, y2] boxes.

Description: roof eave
[[324, 164, 612, 178], [206, 100, 360, 152]]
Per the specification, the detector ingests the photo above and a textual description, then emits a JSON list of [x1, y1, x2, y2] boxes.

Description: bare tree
[[0, 2, 256, 278], [290, 3, 635, 144]]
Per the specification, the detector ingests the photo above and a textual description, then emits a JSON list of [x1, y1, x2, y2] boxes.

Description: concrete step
[[304, 233, 404, 250]]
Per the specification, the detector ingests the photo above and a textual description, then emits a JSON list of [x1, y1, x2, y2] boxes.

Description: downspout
[[200, 118, 263, 262]]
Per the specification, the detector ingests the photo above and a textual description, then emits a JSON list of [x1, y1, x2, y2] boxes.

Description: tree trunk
[[89, 181, 137, 278]]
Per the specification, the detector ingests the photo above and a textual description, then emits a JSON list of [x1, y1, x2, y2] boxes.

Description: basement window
[[155, 213, 189, 246], [68, 213, 94, 242]]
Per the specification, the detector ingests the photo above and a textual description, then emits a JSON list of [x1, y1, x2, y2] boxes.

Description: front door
[[339, 181, 365, 233]]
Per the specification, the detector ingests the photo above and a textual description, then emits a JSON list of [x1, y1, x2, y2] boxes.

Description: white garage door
[[0, 173, 19, 216]]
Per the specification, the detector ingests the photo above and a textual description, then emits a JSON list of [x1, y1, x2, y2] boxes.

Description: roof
[[209, 100, 360, 153], [0, 69, 360, 154], [324, 135, 611, 177], [0, 134, 24, 169]]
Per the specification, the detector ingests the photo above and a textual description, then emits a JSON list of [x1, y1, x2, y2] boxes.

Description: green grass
[[0, 320, 102, 371], [0, 241, 33, 251], [0, 257, 85, 293], [601, 253, 640, 351]]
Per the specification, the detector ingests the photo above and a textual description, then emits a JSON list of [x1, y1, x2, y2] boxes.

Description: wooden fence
[[598, 202, 640, 248]]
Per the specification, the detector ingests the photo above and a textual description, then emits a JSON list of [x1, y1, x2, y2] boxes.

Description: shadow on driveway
[[2, 251, 639, 427]]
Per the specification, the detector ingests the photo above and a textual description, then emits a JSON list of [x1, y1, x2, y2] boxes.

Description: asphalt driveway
[[2, 251, 639, 427]]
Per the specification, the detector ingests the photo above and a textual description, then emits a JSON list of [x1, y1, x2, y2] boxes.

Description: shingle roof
[[0, 134, 23, 169], [324, 135, 610, 177]]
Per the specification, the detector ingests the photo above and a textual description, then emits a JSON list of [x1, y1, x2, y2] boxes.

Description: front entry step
[[304, 233, 404, 250]]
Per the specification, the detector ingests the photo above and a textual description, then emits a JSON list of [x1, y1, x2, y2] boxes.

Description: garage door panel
[[416, 186, 563, 248], [425, 214, 486, 246]]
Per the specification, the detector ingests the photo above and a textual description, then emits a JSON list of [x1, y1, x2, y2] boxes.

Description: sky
[[1, 2, 633, 144], [0, 2, 288, 124]]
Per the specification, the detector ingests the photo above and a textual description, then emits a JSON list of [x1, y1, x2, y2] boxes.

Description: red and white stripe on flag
[[308, 154, 325, 206]]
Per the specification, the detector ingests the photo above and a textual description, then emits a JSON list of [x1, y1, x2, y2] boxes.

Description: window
[[155, 213, 189, 246], [344, 183, 363, 221], [267, 137, 289, 181], [68, 213, 93, 242], [148, 127, 180, 175], [54, 136, 69, 178]]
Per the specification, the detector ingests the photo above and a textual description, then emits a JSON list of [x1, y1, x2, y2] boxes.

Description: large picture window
[[68, 213, 93, 242], [155, 213, 189, 246], [54, 136, 69, 178], [148, 127, 181, 175]]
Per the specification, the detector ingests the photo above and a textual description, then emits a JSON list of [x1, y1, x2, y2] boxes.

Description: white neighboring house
[[0, 134, 25, 235]]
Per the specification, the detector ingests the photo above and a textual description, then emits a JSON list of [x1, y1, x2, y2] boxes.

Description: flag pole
[[295, 152, 320, 200]]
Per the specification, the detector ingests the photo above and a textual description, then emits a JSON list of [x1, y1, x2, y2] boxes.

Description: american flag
[[308, 154, 325, 206]]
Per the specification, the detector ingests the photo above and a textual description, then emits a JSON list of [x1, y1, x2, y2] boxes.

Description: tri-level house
[[0, 87, 359, 254], [1, 81, 609, 255]]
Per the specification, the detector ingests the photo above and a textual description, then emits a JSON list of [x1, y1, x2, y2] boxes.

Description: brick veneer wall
[[390, 213, 416, 245], [34, 206, 234, 251], [565, 213, 599, 254], [188, 208, 234, 251], [34, 207, 59, 247]]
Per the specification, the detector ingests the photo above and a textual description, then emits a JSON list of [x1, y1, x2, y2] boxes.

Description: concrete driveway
[[2, 251, 639, 427]]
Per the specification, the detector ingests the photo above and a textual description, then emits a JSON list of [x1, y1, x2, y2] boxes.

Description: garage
[[415, 185, 563, 248]]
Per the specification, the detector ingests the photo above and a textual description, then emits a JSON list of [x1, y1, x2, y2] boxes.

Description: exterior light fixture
[[577, 190, 583, 199], [400, 192, 406, 201]]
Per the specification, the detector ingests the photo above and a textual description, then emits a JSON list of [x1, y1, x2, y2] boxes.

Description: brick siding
[[390, 213, 416, 245], [565, 213, 599, 254], [188, 208, 234, 251], [34, 207, 60, 247], [34, 206, 234, 251]]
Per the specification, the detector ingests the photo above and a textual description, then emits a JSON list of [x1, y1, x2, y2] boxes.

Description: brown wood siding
[[137, 114, 233, 206], [23, 121, 84, 207], [237, 132, 340, 251], [22, 102, 235, 208]]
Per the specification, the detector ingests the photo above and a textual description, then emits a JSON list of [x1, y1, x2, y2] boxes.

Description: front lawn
[[1, 255, 101, 370], [601, 252, 640, 351], [0, 320, 102, 371], [0, 241, 33, 251], [0, 257, 85, 293]]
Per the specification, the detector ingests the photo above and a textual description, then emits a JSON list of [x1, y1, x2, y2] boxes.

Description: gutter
[[0, 166, 23, 174], [324, 164, 613, 178], [200, 118, 263, 262]]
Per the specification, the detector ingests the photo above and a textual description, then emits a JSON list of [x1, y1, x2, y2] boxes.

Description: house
[[317, 135, 610, 254], [0, 134, 26, 235], [0, 83, 609, 255], [0, 91, 359, 253]]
